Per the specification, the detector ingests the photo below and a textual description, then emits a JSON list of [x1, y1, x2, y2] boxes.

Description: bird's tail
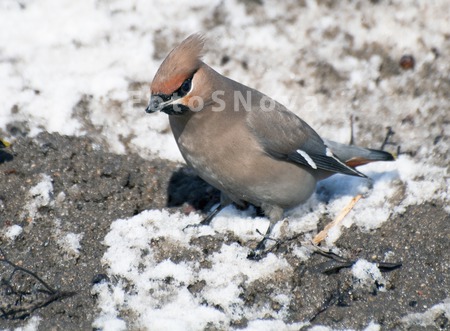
[[323, 139, 395, 168]]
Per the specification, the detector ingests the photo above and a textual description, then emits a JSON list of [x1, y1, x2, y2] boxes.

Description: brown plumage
[[151, 34, 205, 95], [145, 34, 394, 257]]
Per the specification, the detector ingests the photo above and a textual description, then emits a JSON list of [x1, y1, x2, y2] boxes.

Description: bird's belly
[[243, 159, 317, 209], [179, 138, 317, 209]]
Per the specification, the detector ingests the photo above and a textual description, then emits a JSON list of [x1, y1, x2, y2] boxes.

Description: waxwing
[[145, 34, 394, 255]]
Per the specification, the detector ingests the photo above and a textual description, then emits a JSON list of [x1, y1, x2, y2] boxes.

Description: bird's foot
[[247, 230, 279, 261], [247, 241, 266, 261], [182, 215, 213, 231], [247, 249, 265, 261], [182, 221, 206, 231], [182, 204, 223, 231]]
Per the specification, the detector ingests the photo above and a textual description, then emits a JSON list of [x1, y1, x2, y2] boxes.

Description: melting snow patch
[[243, 319, 307, 331], [3, 224, 23, 241], [308, 320, 380, 331], [92, 282, 127, 331], [352, 259, 386, 292], [94, 209, 300, 330], [401, 298, 450, 329], [25, 174, 54, 219], [13, 316, 42, 331], [57, 232, 84, 258]]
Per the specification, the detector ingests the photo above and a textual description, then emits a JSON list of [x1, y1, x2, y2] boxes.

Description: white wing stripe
[[296, 149, 317, 169]]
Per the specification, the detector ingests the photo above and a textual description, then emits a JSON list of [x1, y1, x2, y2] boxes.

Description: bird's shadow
[[316, 169, 399, 203], [166, 166, 220, 213]]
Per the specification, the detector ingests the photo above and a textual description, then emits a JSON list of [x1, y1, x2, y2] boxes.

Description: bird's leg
[[248, 204, 284, 260], [254, 222, 276, 251], [184, 192, 231, 230], [183, 203, 226, 231], [247, 221, 278, 260], [183, 203, 223, 230], [199, 203, 224, 226]]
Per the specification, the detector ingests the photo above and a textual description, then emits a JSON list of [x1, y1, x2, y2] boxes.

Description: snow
[[1, 0, 449, 330], [20, 175, 84, 257], [2, 224, 23, 241], [351, 259, 386, 292], [243, 320, 307, 331], [24, 174, 54, 219], [307, 320, 381, 331], [57, 232, 84, 258], [95, 210, 296, 330], [12, 316, 42, 331], [401, 298, 450, 329]]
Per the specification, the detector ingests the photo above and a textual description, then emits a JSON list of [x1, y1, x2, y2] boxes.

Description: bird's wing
[[246, 103, 366, 177]]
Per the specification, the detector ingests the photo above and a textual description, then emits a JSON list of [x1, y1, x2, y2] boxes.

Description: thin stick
[[312, 194, 362, 245]]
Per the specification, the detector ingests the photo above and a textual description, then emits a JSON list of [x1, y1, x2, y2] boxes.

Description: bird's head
[[146, 33, 207, 115]]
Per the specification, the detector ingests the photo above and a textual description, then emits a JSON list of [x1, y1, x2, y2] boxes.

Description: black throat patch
[[161, 104, 191, 115]]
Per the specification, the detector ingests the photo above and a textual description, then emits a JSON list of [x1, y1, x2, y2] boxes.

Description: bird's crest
[[151, 33, 205, 95]]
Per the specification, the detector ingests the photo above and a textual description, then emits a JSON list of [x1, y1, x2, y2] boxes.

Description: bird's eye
[[180, 78, 192, 95]]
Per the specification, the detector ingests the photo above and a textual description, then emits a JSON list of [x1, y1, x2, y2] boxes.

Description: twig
[[0, 248, 76, 320], [308, 244, 402, 274], [349, 115, 355, 146], [312, 195, 362, 245], [380, 127, 396, 151]]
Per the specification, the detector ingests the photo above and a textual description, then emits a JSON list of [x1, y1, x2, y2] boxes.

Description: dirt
[[0, 132, 217, 330], [0, 132, 449, 330]]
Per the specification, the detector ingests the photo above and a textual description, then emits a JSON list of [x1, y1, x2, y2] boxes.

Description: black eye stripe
[[175, 77, 192, 98], [154, 72, 196, 102]]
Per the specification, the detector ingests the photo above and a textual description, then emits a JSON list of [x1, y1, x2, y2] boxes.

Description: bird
[[145, 34, 394, 256]]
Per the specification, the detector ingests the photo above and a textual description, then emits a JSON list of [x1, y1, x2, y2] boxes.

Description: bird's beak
[[145, 95, 163, 113], [145, 94, 189, 116]]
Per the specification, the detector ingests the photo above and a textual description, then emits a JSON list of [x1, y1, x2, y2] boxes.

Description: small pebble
[[399, 55, 415, 70]]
